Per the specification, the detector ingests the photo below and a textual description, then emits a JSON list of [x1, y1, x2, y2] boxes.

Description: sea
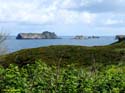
[[3, 36, 117, 53]]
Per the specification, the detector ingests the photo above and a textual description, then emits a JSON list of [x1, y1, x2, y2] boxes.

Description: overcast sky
[[0, 0, 125, 36]]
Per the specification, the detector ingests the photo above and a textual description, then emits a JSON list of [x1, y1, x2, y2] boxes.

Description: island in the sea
[[73, 35, 100, 40], [73, 35, 85, 40], [16, 31, 59, 39]]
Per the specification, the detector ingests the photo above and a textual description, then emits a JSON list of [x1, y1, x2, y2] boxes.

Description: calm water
[[3, 36, 117, 53]]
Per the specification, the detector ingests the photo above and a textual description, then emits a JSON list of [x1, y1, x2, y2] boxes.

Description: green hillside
[[0, 41, 125, 67], [0, 41, 125, 92]]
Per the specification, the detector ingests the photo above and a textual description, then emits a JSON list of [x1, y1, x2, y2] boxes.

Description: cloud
[[93, 13, 125, 27], [59, 0, 80, 9], [0, 0, 97, 26], [80, 12, 96, 25], [0, 0, 125, 28], [102, 19, 125, 27], [105, 19, 122, 25], [0, 0, 56, 24], [65, 0, 125, 13], [56, 10, 96, 25]]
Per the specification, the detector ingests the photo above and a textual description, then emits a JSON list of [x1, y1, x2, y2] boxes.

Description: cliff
[[16, 31, 59, 39], [116, 35, 125, 42]]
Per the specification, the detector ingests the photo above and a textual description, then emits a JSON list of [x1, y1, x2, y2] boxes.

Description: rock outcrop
[[88, 36, 100, 39], [73, 35, 85, 40], [73, 35, 100, 40], [16, 31, 59, 39], [116, 35, 125, 42]]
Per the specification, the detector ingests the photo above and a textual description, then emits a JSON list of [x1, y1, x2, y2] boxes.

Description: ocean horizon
[[3, 36, 117, 53]]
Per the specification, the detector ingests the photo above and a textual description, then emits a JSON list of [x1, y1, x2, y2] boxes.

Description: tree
[[0, 32, 7, 55]]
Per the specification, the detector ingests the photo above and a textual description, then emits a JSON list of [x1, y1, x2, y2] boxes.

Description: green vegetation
[[0, 41, 125, 67], [0, 41, 125, 92], [0, 60, 125, 93]]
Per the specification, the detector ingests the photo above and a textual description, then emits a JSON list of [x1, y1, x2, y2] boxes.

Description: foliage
[[1, 41, 125, 67], [0, 60, 125, 93]]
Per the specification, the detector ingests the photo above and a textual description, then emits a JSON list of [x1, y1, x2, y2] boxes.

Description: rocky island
[[73, 35, 100, 40], [73, 35, 85, 40], [88, 36, 100, 39], [16, 31, 59, 39]]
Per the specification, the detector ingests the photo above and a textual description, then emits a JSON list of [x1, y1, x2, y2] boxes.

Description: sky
[[0, 0, 125, 36]]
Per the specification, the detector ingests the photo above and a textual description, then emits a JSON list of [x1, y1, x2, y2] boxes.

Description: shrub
[[0, 60, 125, 93]]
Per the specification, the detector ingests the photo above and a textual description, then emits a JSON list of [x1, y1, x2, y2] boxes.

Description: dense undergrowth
[[0, 41, 125, 92], [0, 60, 125, 93]]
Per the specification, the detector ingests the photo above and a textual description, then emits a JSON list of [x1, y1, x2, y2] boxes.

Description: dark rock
[[116, 35, 125, 42], [88, 36, 100, 39], [73, 35, 85, 40], [16, 31, 59, 39]]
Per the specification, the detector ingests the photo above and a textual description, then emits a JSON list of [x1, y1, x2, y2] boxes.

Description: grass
[[0, 41, 125, 67]]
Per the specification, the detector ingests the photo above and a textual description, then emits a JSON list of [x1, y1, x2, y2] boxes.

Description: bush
[[0, 60, 125, 93]]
